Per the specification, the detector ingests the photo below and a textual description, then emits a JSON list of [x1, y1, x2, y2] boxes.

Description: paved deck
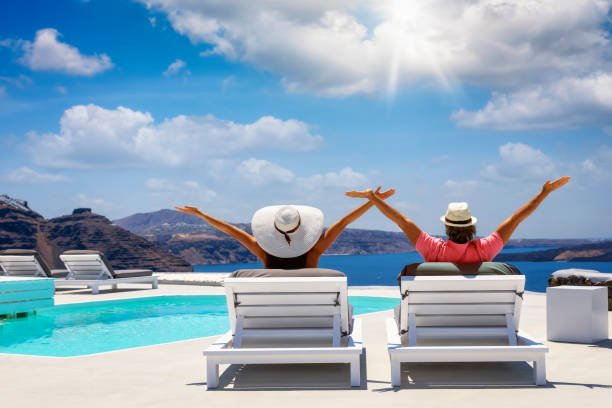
[[1, 284, 610, 408]]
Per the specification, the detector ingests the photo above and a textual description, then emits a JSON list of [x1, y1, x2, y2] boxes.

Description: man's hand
[[542, 177, 571, 194], [174, 205, 204, 216]]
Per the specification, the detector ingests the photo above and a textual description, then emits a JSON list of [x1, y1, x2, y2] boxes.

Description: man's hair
[[445, 225, 476, 244]]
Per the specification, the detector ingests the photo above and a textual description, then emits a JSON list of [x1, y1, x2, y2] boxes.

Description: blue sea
[[194, 247, 612, 293]]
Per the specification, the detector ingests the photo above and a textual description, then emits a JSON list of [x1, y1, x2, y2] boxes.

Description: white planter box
[[546, 286, 608, 343]]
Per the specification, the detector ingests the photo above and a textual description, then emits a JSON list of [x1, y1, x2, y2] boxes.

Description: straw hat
[[440, 202, 478, 227], [251, 205, 324, 258]]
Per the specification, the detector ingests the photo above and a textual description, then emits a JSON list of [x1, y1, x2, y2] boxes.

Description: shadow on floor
[[588, 338, 611, 350], [188, 349, 368, 391], [373, 362, 554, 391]]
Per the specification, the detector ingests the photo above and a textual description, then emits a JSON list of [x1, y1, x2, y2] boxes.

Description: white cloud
[[146, 178, 217, 203], [138, 0, 612, 98], [236, 158, 295, 185], [4, 167, 69, 183], [0, 86, 5, 98], [452, 74, 612, 130], [221, 75, 236, 90], [163, 59, 187, 76], [431, 154, 449, 164], [149, 16, 157, 27], [0, 74, 33, 88], [25, 104, 323, 168], [55, 85, 67, 95], [483, 142, 556, 181], [233, 159, 369, 196], [75, 193, 115, 212], [15, 28, 113, 76], [580, 146, 612, 180], [300, 167, 368, 190], [443, 179, 478, 198]]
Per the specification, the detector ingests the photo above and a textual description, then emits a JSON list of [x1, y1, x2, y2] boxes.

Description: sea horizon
[[194, 246, 612, 293]]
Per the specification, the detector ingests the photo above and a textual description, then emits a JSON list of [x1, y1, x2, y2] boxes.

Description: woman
[[346, 177, 570, 262], [174, 187, 394, 269]]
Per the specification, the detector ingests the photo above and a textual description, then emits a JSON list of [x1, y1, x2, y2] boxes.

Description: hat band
[[445, 217, 472, 225], [274, 217, 301, 246]]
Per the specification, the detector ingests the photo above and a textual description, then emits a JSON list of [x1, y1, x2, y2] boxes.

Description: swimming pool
[[0, 295, 398, 357]]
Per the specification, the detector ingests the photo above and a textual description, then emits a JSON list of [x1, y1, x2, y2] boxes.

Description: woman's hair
[[445, 225, 476, 244]]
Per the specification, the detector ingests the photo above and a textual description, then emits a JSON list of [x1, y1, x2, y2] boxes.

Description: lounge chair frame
[[0, 255, 49, 277], [204, 276, 363, 389], [56, 253, 157, 294], [387, 275, 548, 387]]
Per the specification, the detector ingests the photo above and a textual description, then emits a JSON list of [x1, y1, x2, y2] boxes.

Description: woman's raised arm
[[174, 206, 266, 260], [346, 188, 422, 246], [310, 187, 395, 257], [495, 176, 571, 245]]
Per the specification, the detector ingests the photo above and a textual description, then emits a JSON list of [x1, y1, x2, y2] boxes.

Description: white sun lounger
[[387, 274, 548, 387], [56, 250, 157, 294], [203, 269, 363, 389], [0, 249, 68, 278]]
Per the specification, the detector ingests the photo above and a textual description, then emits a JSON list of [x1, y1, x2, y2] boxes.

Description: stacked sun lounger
[[56, 250, 157, 294], [0, 249, 68, 278]]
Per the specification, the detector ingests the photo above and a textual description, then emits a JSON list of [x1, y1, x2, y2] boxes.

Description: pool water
[[0, 295, 398, 357]]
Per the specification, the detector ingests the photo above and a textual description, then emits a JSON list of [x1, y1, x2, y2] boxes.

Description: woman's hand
[[345, 188, 374, 199], [346, 186, 395, 200], [542, 177, 571, 194], [174, 205, 204, 216]]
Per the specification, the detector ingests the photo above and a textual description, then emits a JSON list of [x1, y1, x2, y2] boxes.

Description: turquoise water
[[0, 295, 398, 357], [194, 248, 612, 293]]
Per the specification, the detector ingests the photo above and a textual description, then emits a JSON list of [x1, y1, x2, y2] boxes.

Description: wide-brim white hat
[[440, 202, 478, 227], [252, 205, 324, 258]]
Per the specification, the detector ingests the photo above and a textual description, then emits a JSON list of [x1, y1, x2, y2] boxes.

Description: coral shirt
[[415, 231, 504, 263]]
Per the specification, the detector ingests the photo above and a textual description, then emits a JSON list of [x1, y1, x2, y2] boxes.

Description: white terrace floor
[[1, 283, 610, 408]]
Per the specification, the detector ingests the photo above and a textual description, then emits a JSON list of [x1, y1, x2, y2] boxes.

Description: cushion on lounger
[[0, 248, 53, 277], [62, 250, 151, 278], [230, 268, 346, 278], [397, 262, 521, 283], [113, 269, 153, 278], [50, 270, 69, 278]]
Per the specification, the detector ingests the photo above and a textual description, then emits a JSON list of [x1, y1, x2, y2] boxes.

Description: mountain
[[0, 196, 191, 271], [114, 209, 596, 265], [114, 209, 415, 264]]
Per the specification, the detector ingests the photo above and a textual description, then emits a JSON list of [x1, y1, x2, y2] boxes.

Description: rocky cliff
[[115, 209, 415, 264], [0, 197, 192, 271], [495, 240, 612, 262]]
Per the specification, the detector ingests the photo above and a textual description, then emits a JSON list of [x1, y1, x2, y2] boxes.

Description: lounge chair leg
[[332, 314, 341, 347], [408, 313, 417, 347], [533, 356, 546, 386], [90, 285, 99, 295], [152, 279, 158, 289], [206, 358, 219, 390], [390, 359, 401, 387], [349, 356, 360, 387], [112, 284, 117, 290]]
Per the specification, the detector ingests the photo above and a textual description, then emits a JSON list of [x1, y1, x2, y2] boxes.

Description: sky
[[1, 0, 611, 238]]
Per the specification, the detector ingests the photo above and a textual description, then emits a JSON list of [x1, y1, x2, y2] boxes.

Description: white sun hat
[[251, 205, 324, 258], [440, 202, 478, 227]]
